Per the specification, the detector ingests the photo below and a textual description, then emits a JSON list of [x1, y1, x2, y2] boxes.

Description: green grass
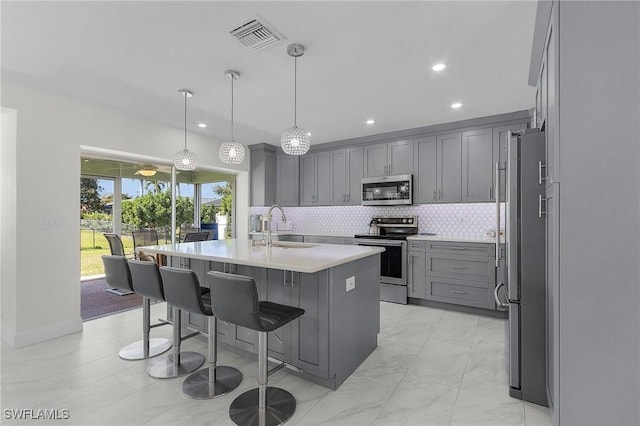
[[80, 229, 171, 277], [80, 230, 133, 277]]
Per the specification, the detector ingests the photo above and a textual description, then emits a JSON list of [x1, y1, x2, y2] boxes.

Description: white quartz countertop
[[407, 235, 500, 244], [140, 239, 384, 273]]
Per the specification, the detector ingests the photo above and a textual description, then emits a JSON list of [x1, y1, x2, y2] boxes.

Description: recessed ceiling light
[[366, 119, 376, 125], [451, 102, 462, 109], [307, 132, 312, 136], [432, 63, 446, 71], [197, 123, 207, 128]]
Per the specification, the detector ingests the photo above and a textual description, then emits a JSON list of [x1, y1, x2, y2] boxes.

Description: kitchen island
[[141, 239, 384, 390]]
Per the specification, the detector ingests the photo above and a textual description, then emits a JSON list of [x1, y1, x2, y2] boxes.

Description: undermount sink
[[254, 241, 317, 249]]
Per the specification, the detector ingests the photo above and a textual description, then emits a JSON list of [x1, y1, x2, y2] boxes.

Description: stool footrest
[[267, 361, 285, 378]]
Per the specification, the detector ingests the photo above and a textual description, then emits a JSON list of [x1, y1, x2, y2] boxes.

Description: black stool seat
[[258, 302, 305, 332], [159, 266, 242, 399], [207, 271, 305, 426]]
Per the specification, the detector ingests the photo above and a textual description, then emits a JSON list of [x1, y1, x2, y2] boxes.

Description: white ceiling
[[2, 1, 537, 147]]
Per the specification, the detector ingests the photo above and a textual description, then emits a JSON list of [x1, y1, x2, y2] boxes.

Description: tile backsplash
[[249, 203, 505, 238]]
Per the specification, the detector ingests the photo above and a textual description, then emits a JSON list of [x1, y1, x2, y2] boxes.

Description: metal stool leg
[[147, 307, 204, 378], [119, 297, 172, 360], [182, 315, 243, 399], [229, 331, 296, 426]]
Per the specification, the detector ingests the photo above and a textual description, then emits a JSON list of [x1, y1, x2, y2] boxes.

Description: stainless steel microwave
[[361, 174, 413, 205]]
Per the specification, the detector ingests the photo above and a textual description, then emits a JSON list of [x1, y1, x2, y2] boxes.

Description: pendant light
[[219, 70, 245, 164], [281, 43, 310, 155], [174, 89, 197, 171]]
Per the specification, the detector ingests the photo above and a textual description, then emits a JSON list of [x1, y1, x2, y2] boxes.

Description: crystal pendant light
[[219, 70, 245, 165], [174, 89, 197, 171], [281, 43, 310, 155]]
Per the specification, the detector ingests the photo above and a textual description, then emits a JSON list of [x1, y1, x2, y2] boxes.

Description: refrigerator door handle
[[494, 282, 509, 309], [495, 161, 501, 266]]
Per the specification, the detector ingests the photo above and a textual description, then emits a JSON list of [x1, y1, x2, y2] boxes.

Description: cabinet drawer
[[427, 254, 494, 283], [427, 278, 492, 309], [408, 240, 427, 251], [426, 241, 494, 257]]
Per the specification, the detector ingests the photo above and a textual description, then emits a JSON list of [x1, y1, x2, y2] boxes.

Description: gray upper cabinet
[[413, 136, 438, 203], [462, 128, 494, 202], [330, 149, 346, 205], [363, 140, 413, 177], [249, 144, 277, 206], [276, 153, 299, 206], [437, 132, 462, 203], [300, 151, 331, 206], [413, 132, 466, 204], [331, 147, 363, 205]]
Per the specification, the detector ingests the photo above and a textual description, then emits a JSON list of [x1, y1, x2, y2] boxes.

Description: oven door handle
[[356, 240, 406, 247]]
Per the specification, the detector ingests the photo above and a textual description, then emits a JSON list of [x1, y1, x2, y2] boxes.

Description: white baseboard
[[2, 317, 83, 349]]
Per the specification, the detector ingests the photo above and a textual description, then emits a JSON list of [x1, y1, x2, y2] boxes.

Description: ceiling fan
[[135, 165, 158, 177]]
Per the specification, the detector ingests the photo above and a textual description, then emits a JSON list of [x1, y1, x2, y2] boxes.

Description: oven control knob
[[402, 218, 407, 223], [408, 218, 413, 224]]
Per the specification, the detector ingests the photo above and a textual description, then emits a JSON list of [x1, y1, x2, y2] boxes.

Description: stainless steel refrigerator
[[495, 128, 548, 407]]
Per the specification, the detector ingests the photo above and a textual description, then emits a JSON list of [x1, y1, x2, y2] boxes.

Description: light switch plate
[[346, 276, 355, 292]]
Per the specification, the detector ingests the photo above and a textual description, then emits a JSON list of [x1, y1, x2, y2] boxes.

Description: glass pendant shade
[[174, 89, 197, 171], [281, 125, 310, 155], [219, 141, 245, 164], [174, 148, 197, 170]]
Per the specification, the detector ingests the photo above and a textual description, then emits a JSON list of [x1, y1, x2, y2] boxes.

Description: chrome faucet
[[264, 204, 287, 247]]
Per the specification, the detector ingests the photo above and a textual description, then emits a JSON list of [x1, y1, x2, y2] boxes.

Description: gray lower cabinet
[[165, 254, 379, 390], [304, 236, 356, 245], [415, 241, 496, 309], [408, 241, 427, 298]]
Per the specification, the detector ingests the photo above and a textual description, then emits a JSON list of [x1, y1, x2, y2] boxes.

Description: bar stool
[[101, 255, 172, 360], [159, 266, 242, 398], [207, 271, 305, 426], [141, 265, 206, 379]]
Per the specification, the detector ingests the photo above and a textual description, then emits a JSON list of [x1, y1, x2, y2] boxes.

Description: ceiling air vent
[[229, 15, 284, 52]]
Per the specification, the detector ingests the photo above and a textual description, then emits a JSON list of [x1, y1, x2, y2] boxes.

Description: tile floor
[[1, 302, 552, 425]]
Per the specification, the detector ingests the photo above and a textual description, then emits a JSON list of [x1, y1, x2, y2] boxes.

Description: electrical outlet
[[346, 276, 355, 292]]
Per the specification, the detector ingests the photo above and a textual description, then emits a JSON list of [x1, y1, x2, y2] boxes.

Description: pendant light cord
[[230, 77, 235, 141], [183, 93, 188, 150], [293, 55, 297, 127]]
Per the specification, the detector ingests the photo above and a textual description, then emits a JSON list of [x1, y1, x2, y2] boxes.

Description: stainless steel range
[[354, 215, 418, 304]]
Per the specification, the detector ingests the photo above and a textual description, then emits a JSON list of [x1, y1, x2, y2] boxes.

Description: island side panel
[[328, 254, 381, 388], [291, 269, 330, 379]]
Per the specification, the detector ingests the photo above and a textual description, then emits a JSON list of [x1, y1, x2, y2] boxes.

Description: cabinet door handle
[[438, 189, 442, 200], [451, 290, 466, 294], [538, 194, 547, 218], [433, 189, 436, 200], [347, 194, 350, 202], [448, 247, 466, 251], [538, 161, 547, 185], [451, 266, 467, 269], [488, 187, 492, 200]]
